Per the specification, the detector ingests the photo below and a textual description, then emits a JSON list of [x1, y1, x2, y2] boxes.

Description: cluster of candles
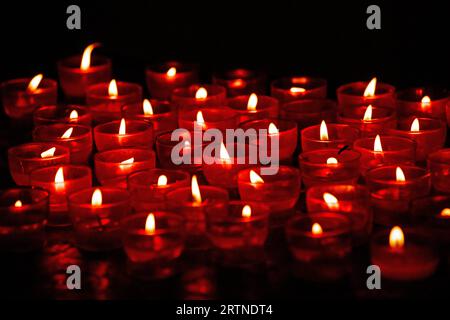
[[1, 43, 450, 282]]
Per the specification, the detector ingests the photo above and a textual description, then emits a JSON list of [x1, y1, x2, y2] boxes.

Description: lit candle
[[212, 68, 266, 97], [396, 87, 449, 121], [428, 149, 450, 194], [271, 76, 327, 105], [33, 105, 92, 126], [301, 121, 360, 152], [172, 84, 227, 110], [178, 107, 238, 133], [227, 93, 279, 123]]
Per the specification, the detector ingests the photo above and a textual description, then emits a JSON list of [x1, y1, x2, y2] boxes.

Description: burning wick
[[311, 223, 323, 235], [290, 87, 306, 94], [374, 135, 383, 152], [195, 87, 208, 99], [80, 43, 100, 70], [389, 226, 404, 251], [320, 120, 329, 141], [119, 118, 126, 135], [69, 110, 79, 120], [157, 175, 168, 186], [61, 127, 73, 139], [242, 205, 252, 219], [440, 208, 450, 217], [410, 118, 420, 132], [249, 170, 264, 184], [40, 147, 56, 158], [363, 105, 373, 121], [120, 157, 134, 165], [166, 67, 177, 78], [27, 74, 43, 92], [326, 157, 338, 165], [196, 110, 205, 128], [108, 79, 118, 98], [323, 192, 339, 210], [268, 123, 279, 135], [219, 142, 231, 163], [14, 200, 23, 208], [54, 167, 65, 190], [247, 93, 258, 111], [396, 167, 406, 182], [231, 79, 245, 88], [145, 213, 156, 234], [143, 99, 154, 115], [363, 77, 377, 97], [421, 96, 431, 110], [191, 175, 202, 204], [91, 188, 103, 207]]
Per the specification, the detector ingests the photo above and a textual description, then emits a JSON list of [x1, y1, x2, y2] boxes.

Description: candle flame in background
[[326, 157, 338, 165], [231, 79, 244, 88], [61, 127, 74, 139], [363, 77, 377, 97], [196, 110, 205, 127], [120, 157, 134, 165], [374, 135, 383, 152], [290, 87, 306, 94], [389, 226, 405, 249], [27, 74, 43, 92], [40, 147, 56, 158], [119, 118, 126, 135], [14, 200, 23, 208], [320, 120, 329, 141], [108, 79, 118, 98], [323, 192, 339, 210], [410, 118, 420, 132], [363, 105, 373, 121], [157, 175, 168, 186], [249, 170, 264, 184], [69, 110, 79, 120], [219, 142, 231, 162], [184, 140, 191, 148], [191, 175, 202, 204], [440, 208, 450, 217], [145, 213, 156, 233], [142, 99, 154, 115], [195, 87, 208, 99], [54, 167, 65, 184], [91, 188, 103, 206], [396, 166, 406, 182], [268, 123, 279, 134], [242, 205, 252, 218], [247, 93, 258, 111], [312, 223, 323, 235], [80, 43, 100, 70], [421, 96, 431, 110], [166, 67, 177, 78]]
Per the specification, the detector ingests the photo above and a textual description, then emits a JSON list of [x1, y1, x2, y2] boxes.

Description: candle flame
[[249, 170, 264, 184], [410, 118, 420, 132], [396, 167, 406, 182], [54, 167, 65, 184], [268, 123, 279, 134], [363, 105, 373, 121], [14, 200, 23, 208], [290, 87, 306, 94], [27, 74, 43, 92], [320, 120, 329, 141], [312, 223, 323, 235], [323, 192, 339, 210], [326, 157, 338, 165], [389, 226, 404, 249], [61, 127, 73, 139], [247, 93, 258, 111], [108, 79, 118, 98], [191, 175, 202, 204], [91, 188, 102, 206], [374, 135, 383, 152], [166, 67, 177, 78], [80, 43, 100, 70], [142, 99, 154, 115], [145, 213, 156, 233], [120, 157, 134, 165], [231, 79, 244, 88], [440, 208, 450, 217], [119, 118, 126, 135], [196, 110, 205, 127], [363, 77, 377, 97], [242, 205, 252, 218], [219, 142, 231, 162], [40, 147, 56, 158], [157, 175, 168, 186], [195, 87, 208, 99], [421, 95, 431, 109], [69, 110, 79, 120]]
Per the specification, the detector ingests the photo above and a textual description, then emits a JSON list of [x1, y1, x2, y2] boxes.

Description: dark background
[[0, 0, 448, 96]]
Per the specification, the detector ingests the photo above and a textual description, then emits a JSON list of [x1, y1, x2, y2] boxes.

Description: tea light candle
[[145, 61, 198, 100], [178, 108, 238, 133], [93, 118, 153, 151], [122, 212, 185, 279], [286, 213, 352, 281], [371, 226, 439, 281], [87, 79, 143, 124], [298, 148, 361, 187], [336, 77, 396, 109], [412, 196, 450, 245], [337, 104, 396, 137], [1, 74, 57, 121], [227, 93, 279, 123], [33, 105, 92, 126], [68, 187, 131, 251], [33, 124, 93, 164], [428, 149, 450, 194], [212, 68, 266, 97], [30, 165, 92, 226], [353, 135, 416, 175], [279, 99, 337, 131], [396, 87, 449, 121], [301, 121, 360, 152], [57, 43, 112, 101], [0, 188, 49, 252], [8, 143, 70, 186], [94, 148, 156, 189], [270, 76, 327, 105], [122, 99, 177, 136], [365, 165, 431, 226], [128, 169, 190, 212], [165, 175, 229, 249], [387, 117, 446, 163], [306, 184, 373, 245], [171, 84, 227, 110]]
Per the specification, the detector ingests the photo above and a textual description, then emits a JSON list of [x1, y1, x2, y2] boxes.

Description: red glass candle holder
[[227, 94, 279, 123], [337, 80, 395, 109], [68, 187, 131, 252], [371, 228, 439, 281], [337, 105, 396, 137], [122, 211, 185, 280], [286, 212, 352, 281], [353, 135, 416, 175], [178, 107, 238, 133], [299, 148, 361, 187], [33, 124, 93, 164], [0, 188, 48, 252], [122, 99, 177, 136], [271, 76, 327, 105], [306, 184, 372, 245], [396, 87, 449, 121], [165, 185, 229, 249], [145, 61, 198, 100], [8, 143, 70, 186], [171, 84, 227, 110], [412, 196, 450, 245], [57, 55, 112, 101], [93, 119, 153, 151], [33, 105, 92, 126], [301, 123, 360, 152], [365, 165, 431, 226], [428, 149, 450, 194], [128, 169, 190, 212], [212, 69, 266, 97], [87, 81, 143, 124], [30, 165, 92, 226], [279, 99, 337, 131], [1, 77, 57, 121], [387, 117, 446, 163], [94, 148, 156, 189]]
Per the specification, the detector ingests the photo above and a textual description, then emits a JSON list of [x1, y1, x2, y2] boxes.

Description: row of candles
[[1, 44, 450, 282]]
